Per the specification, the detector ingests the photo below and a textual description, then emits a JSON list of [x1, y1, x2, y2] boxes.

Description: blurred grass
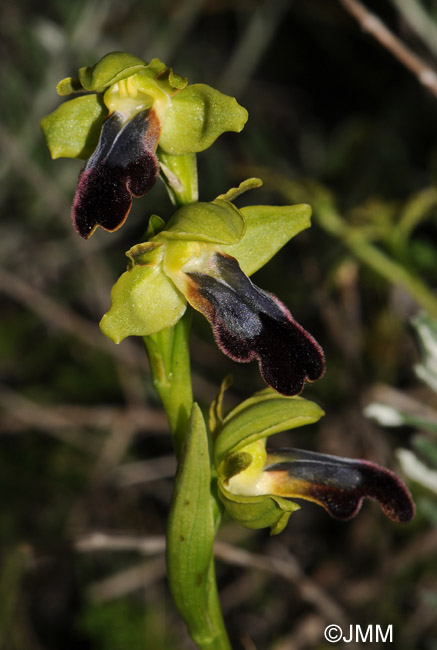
[[1, 0, 437, 648]]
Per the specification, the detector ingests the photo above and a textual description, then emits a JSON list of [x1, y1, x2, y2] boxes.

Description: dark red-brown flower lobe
[[72, 109, 160, 238], [186, 253, 325, 395], [265, 448, 415, 523]]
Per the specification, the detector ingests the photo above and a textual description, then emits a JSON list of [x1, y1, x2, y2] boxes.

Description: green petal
[[157, 199, 245, 244], [167, 404, 217, 642], [99, 261, 186, 343], [215, 177, 262, 203], [159, 83, 248, 155], [146, 58, 188, 90], [214, 389, 324, 465], [78, 51, 148, 92], [223, 204, 312, 276], [219, 484, 300, 535], [56, 76, 83, 96], [40, 94, 106, 159]]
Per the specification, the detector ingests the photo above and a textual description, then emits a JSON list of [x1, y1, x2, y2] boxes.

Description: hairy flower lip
[[263, 447, 415, 523], [72, 108, 160, 238], [185, 253, 325, 396]]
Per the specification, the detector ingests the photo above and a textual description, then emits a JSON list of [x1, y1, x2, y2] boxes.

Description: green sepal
[[223, 204, 312, 277], [158, 150, 198, 205], [167, 404, 217, 643], [159, 83, 248, 155], [157, 199, 245, 244], [214, 389, 324, 465], [219, 484, 300, 535], [78, 51, 147, 92], [40, 94, 106, 159], [99, 259, 186, 343]]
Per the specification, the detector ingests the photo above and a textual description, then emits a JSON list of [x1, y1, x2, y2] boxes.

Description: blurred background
[[1, 0, 437, 648]]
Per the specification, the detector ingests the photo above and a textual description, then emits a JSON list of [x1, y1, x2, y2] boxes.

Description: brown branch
[[74, 532, 166, 555], [0, 266, 144, 369], [339, 0, 437, 99], [88, 558, 166, 602], [214, 541, 347, 625], [114, 456, 176, 486], [73, 532, 346, 624]]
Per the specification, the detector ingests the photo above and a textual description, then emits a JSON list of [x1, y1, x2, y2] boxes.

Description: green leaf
[[214, 390, 324, 465], [223, 204, 312, 276], [78, 51, 147, 93], [167, 404, 217, 644], [219, 485, 300, 534], [40, 94, 106, 159], [99, 262, 186, 343], [159, 83, 248, 155], [158, 199, 245, 244]]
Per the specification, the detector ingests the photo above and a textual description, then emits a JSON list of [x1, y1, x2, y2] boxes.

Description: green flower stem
[[276, 178, 437, 319], [313, 193, 437, 320], [143, 309, 193, 459], [267, 174, 437, 319], [143, 190, 232, 649], [144, 314, 232, 650]]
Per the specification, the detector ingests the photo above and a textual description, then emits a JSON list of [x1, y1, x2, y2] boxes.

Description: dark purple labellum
[[186, 253, 325, 396], [265, 448, 415, 523], [72, 109, 160, 238]]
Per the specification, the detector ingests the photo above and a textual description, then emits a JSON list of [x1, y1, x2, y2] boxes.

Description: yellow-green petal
[[223, 204, 312, 277], [100, 264, 186, 343], [40, 94, 106, 159], [159, 83, 248, 155]]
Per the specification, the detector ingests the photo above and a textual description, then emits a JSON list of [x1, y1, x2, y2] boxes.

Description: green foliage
[[79, 599, 179, 650]]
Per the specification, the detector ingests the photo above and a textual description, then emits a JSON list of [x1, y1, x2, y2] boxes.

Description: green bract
[[41, 51, 248, 161], [99, 180, 312, 344], [167, 404, 219, 644]]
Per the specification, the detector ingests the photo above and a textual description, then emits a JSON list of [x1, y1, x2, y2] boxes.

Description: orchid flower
[[41, 52, 248, 237], [211, 389, 415, 534], [100, 180, 325, 396]]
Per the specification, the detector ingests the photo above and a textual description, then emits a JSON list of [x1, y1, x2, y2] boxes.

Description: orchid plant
[[41, 52, 415, 650]]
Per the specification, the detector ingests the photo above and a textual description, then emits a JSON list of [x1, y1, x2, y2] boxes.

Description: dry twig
[[339, 0, 437, 99]]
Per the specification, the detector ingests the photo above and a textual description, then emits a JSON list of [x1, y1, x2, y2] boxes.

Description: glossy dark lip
[[265, 447, 415, 523], [186, 253, 325, 396], [72, 108, 160, 238]]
